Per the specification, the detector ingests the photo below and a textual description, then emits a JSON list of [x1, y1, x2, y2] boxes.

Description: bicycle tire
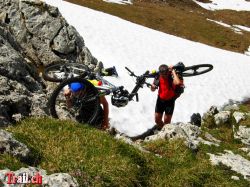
[[182, 64, 213, 77], [48, 77, 100, 125], [43, 63, 89, 82]]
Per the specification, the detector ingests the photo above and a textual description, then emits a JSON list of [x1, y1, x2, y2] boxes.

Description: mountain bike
[[44, 62, 213, 125], [43, 63, 118, 82]]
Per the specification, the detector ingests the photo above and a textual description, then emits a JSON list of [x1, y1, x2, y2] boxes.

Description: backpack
[[153, 72, 184, 99]]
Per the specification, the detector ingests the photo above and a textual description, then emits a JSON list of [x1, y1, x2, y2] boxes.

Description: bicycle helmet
[[69, 82, 84, 92], [111, 95, 129, 107]]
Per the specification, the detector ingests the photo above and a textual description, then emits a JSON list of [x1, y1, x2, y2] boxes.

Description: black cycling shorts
[[155, 97, 175, 115]]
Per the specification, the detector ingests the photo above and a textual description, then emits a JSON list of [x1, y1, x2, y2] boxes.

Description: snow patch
[[193, 0, 250, 11]]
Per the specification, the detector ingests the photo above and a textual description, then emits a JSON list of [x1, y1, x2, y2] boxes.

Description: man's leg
[[155, 112, 164, 128], [100, 96, 109, 129], [163, 99, 175, 125], [155, 97, 166, 129], [163, 114, 172, 124]]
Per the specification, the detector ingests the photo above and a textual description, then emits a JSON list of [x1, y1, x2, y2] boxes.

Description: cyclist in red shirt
[[151, 64, 184, 130]]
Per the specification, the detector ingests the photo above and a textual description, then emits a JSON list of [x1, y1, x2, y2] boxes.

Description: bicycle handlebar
[[125, 67, 136, 77]]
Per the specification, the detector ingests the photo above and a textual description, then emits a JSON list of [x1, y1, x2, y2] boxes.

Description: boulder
[[231, 176, 240, 181], [214, 111, 231, 125], [201, 106, 218, 128], [144, 123, 201, 150], [234, 125, 250, 146], [0, 0, 101, 125], [0, 167, 79, 187], [204, 132, 221, 144], [0, 130, 30, 159], [115, 134, 149, 153], [223, 104, 240, 111], [0, 0, 97, 67], [208, 150, 250, 181], [233, 111, 246, 124]]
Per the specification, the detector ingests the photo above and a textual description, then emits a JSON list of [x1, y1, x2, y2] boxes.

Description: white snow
[[103, 0, 132, 5], [245, 46, 250, 56], [206, 19, 242, 34], [44, 0, 250, 137], [234, 25, 250, 32], [193, 0, 250, 11], [207, 19, 250, 34]]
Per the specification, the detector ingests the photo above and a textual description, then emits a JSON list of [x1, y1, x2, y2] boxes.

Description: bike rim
[[43, 63, 89, 82], [49, 78, 100, 125], [182, 64, 213, 77]]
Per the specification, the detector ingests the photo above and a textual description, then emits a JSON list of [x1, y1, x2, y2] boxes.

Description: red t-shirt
[[158, 76, 176, 100]]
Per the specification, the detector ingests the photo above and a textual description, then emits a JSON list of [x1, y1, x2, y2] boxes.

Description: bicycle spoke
[[49, 77, 100, 125]]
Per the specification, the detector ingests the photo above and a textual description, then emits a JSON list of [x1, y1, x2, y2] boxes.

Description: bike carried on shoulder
[[43, 62, 213, 125]]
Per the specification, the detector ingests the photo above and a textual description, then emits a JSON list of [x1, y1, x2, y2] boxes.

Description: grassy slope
[[0, 118, 248, 186], [1, 1, 250, 186], [66, 0, 250, 53]]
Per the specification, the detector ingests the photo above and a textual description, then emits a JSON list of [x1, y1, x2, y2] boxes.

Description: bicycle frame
[[88, 69, 153, 105]]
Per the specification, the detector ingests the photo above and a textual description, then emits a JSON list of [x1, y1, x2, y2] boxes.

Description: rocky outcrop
[[0, 0, 100, 126], [0, 23, 46, 125], [143, 123, 202, 150], [142, 122, 221, 150], [234, 125, 250, 146], [0, 0, 97, 67], [214, 111, 231, 125], [0, 167, 79, 187], [0, 130, 30, 159], [233, 111, 246, 123], [208, 150, 250, 181]]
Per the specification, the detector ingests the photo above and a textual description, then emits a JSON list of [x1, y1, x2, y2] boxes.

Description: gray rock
[[145, 123, 201, 142], [45, 173, 79, 187], [52, 26, 76, 54], [0, 0, 97, 67], [239, 147, 250, 153], [214, 111, 231, 125], [0, 167, 79, 187], [234, 125, 250, 145], [0, 130, 30, 159], [223, 104, 240, 111], [201, 106, 219, 128], [12, 113, 23, 122], [115, 134, 149, 153], [204, 132, 221, 144], [231, 176, 240, 180], [144, 123, 201, 150], [197, 137, 220, 147], [0, 0, 102, 125], [0, 75, 43, 126], [208, 150, 250, 181], [233, 111, 246, 124], [239, 147, 250, 157], [207, 106, 219, 115], [30, 93, 49, 117]]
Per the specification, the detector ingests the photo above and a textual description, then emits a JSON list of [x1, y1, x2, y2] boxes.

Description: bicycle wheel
[[182, 64, 213, 77], [48, 77, 100, 125], [43, 63, 89, 82]]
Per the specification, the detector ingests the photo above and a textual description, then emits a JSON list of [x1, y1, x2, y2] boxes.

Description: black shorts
[[155, 97, 175, 115]]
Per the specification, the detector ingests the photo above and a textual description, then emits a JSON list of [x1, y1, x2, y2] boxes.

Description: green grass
[[66, 0, 250, 53], [0, 117, 248, 186], [143, 139, 250, 186], [6, 118, 155, 186]]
